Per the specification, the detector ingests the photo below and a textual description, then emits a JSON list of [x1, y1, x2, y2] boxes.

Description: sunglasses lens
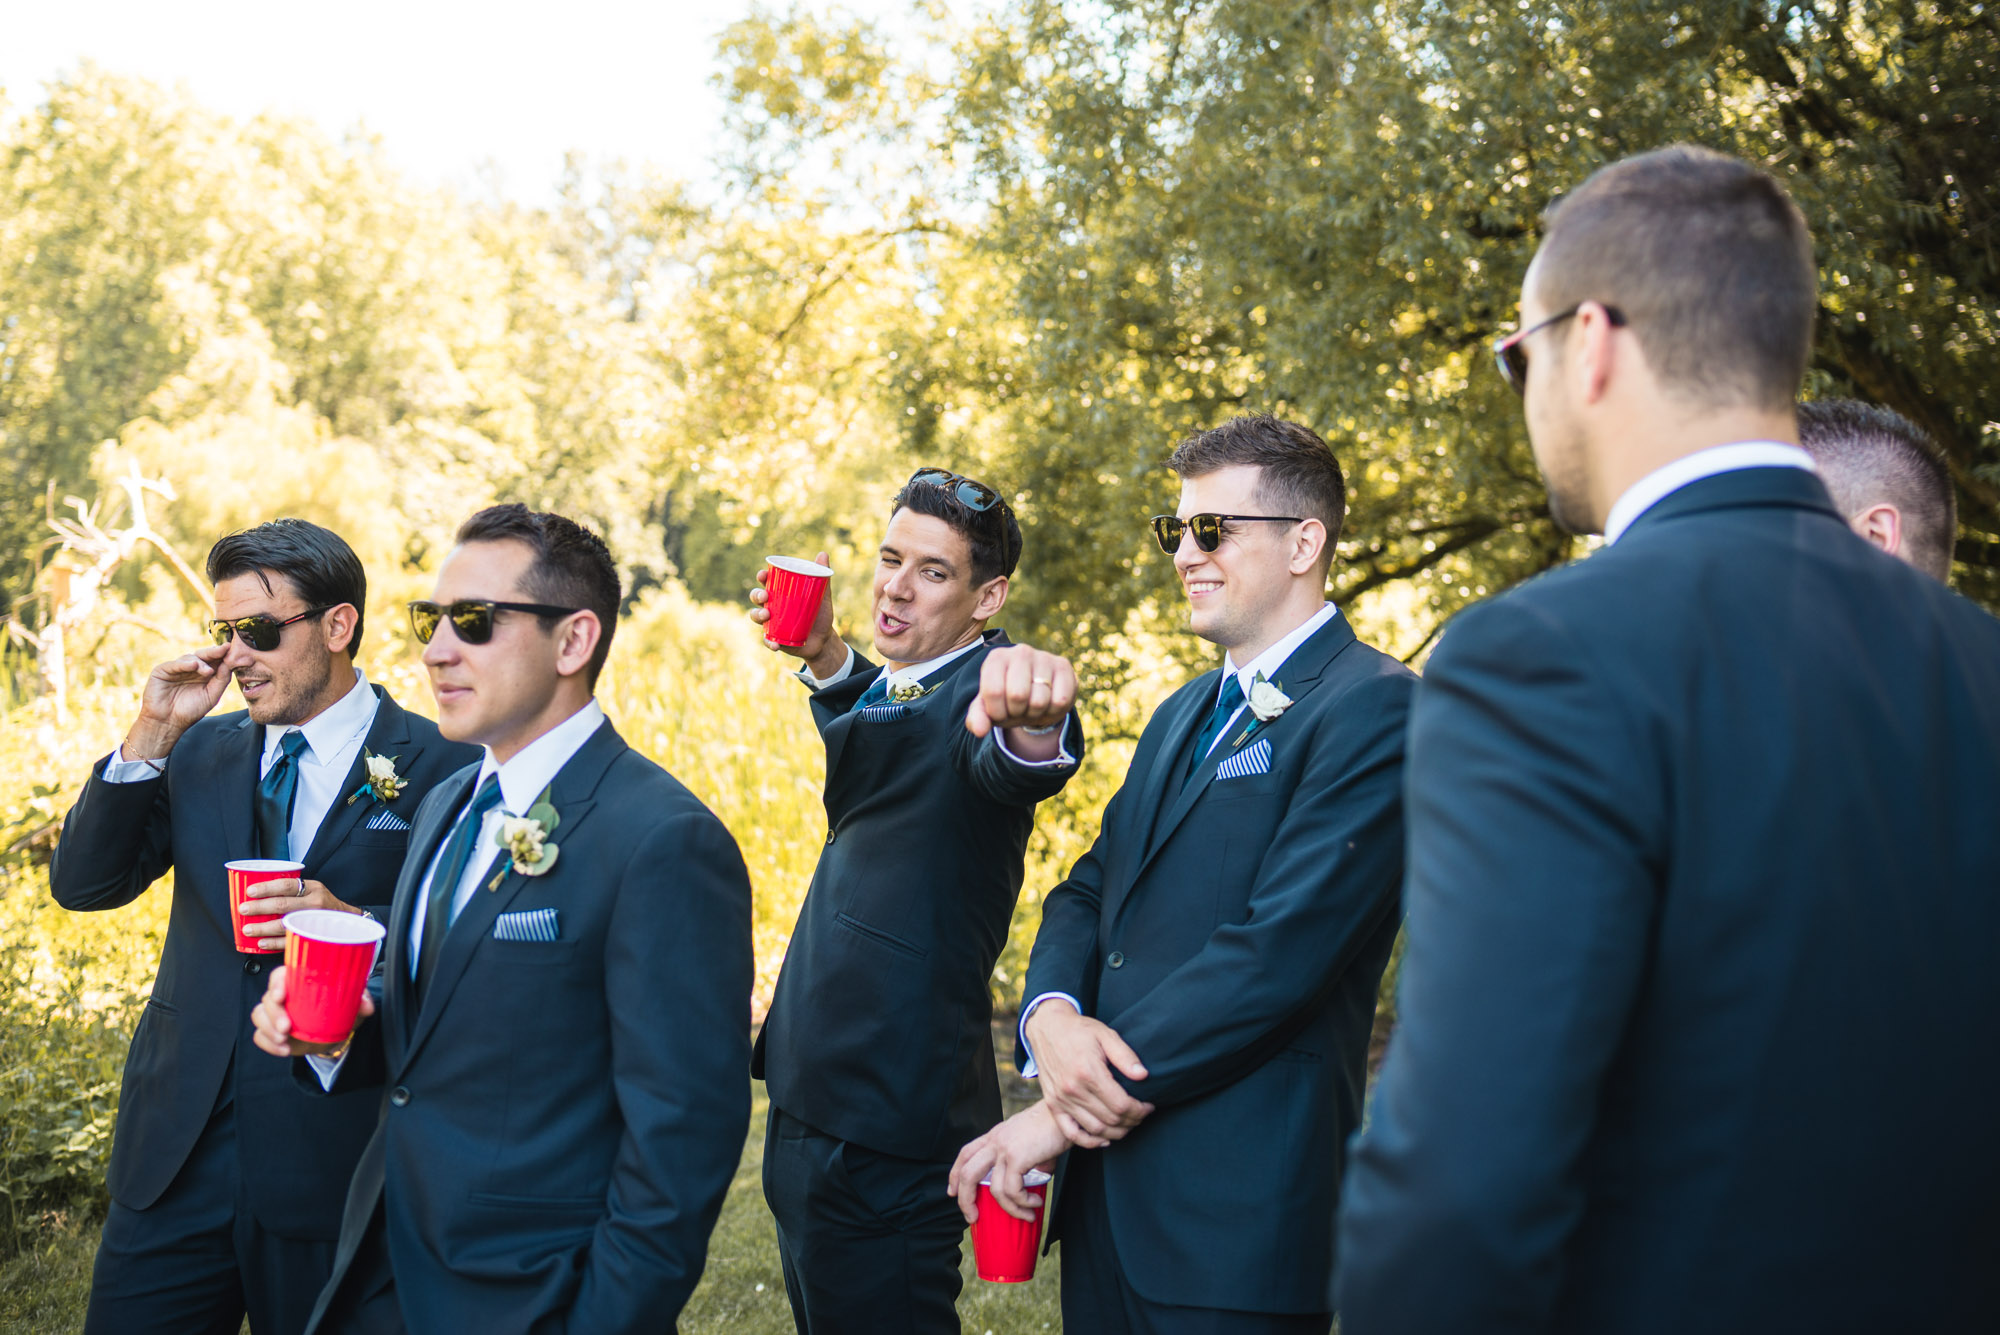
[[953, 481, 999, 512], [1189, 516, 1223, 552], [449, 604, 495, 645], [245, 620, 286, 652], [408, 602, 442, 644], [207, 620, 231, 646], [1150, 517, 1180, 554], [1494, 338, 1528, 395]]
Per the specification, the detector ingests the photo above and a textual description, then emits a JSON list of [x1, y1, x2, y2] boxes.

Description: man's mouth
[[1185, 580, 1223, 600], [432, 681, 472, 704], [877, 610, 911, 637], [238, 676, 271, 697]]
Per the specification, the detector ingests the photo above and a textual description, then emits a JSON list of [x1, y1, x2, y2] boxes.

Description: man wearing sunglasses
[[1338, 148, 2000, 1334], [252, 504, 753, 1335], [951, 415, 1415, 1335], [49, 519, 477, 1335], [745, 467, 1083, 1334]]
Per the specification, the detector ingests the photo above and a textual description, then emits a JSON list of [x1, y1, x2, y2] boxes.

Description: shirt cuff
[[101, 748, 166, 783], [305, 1052, 345, 1091], [992, 716, 1080, 770], [1017, 991, 1085, 1079], [795, 644, 857, 690]]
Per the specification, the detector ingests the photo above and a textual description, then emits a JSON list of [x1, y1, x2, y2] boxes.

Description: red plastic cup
[[281, 909, 386, 1046], [226, 859, 306, 955], [971, 1169, 1051, 1283], [764, 556, 833, 647]]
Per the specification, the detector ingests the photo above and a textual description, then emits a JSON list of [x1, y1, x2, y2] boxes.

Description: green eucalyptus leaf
[[527, 802, 560, 832]]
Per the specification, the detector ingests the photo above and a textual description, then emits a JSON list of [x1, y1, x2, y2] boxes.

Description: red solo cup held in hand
[[972, 1169, 1052, 1283], [764, 556, 833, 647], [281, 909, 386, 1046], [225, 859, 305, 954]]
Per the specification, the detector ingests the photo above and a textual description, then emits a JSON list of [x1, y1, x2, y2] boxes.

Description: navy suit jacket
[[753, 629, 1083, 1162], [305, 720, 754, 1335], [1022, 609, 1415, 1313], [1337, 467, 2000, 1333], [47, 686, 476, 1237]]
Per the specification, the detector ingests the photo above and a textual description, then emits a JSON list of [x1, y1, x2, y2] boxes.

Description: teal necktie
[[416, 775, 503, 995], [854, 675, 892, 711], [1184, 674, 1246, 788], [254, 730, 310, 860]]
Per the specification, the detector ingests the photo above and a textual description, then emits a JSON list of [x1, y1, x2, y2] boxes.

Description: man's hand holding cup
[[966, 645, 1077, 763], [251, 964, 374, 1060], [237, 877, 364, 952], [749, 550, 844, 679]]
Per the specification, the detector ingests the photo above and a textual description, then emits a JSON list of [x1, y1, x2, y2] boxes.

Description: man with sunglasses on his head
[[50, 518, 477, 1335], [746, 467, 1084, 1335], [252, 504, 753, 1335], [950, 416, 1415, 1335]]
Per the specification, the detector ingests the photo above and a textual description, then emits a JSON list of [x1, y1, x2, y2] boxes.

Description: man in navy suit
[[50, 519, 477, 1335], [746, 469, 1083, 1334], [253, 504, 753, 1335], [1337, 146, 2000, 1333], [953, 416, 1416, 1334]]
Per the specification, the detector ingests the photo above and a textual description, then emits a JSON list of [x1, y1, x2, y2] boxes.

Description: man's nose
[[1173, 528, 1206, 576], [422, 622, 459, 667], [220, 637, 257, 673]]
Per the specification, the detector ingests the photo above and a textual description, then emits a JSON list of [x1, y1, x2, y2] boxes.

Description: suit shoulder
[[174, 710, 252, 760]]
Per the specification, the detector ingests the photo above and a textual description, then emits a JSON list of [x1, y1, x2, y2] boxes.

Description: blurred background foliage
[[1, 0, 1994, 1275]]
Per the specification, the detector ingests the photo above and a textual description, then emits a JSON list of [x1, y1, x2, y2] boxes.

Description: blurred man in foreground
[[1798, 396, 1958, 581], [1338, 145, 2000, 1333]]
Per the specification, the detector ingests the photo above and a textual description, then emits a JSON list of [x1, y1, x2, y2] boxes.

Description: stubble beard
[[246, 653, 335, 727]]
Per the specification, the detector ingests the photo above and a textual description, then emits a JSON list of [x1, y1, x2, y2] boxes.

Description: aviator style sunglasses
[[407, 599, 582, 645], [1491, 303, 1628, 395], [206, 606, 334, 652], [1149, 513, 1302, 555], [908, 467, 1006, 514]]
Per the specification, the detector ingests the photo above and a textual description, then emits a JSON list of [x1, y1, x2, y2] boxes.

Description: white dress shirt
[[309, 699, 606, 1089], [799, 638, 1077, 769], [104, 669, 380, 865], [1017, 601, 1340, 1077], [1602, 441, 1816, 544]]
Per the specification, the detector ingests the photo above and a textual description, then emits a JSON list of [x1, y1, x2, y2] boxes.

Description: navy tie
[[254, 730, 310, 860], [1184, 674, 1247, 787], [416, 775, 503, 995]]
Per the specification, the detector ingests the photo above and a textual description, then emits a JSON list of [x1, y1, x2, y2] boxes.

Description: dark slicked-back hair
[[890, 473, 1023, 584], [1798, 398, 1958, 581], [1167, 414, 1348, 564], [1537, 144, 1816, 411], [206, 518, 366, 653], [454, 504, 622, 688]]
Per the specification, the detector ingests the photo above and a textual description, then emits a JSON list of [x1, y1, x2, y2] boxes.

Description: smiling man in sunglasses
[[745, 467, 1084, 1335], [49, 518, 477, 1335], [951, 415, 1415, 1335]]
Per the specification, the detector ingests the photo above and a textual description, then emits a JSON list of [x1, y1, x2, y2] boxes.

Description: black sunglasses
[[408, 599, 582, 646], [1491, 303, 1628, 395], [908, 468, 1005, 514], [206, 606, 334, 652], [1150, 514, 1302, 555]]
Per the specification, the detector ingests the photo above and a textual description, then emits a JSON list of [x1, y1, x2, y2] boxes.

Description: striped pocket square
[[1215, 737, 1273, 782], [363, 808, 411, 832], [493, 907, 560, 942], [857, 703, 909, 723]]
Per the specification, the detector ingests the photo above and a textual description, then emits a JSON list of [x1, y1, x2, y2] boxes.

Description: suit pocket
[[483, 939, 579, 965], [467, 1190, 603, 1214], [835, 912, 928, 960], [348, 829, 411, 850], [143, 996, 179, 1016]]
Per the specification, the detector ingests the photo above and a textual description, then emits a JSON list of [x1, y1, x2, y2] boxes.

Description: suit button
[[244, 960, 263, 975], [1107, 951, 1125, 969], [389, 1087, 411, 1107], [825, 830, 836, 845]]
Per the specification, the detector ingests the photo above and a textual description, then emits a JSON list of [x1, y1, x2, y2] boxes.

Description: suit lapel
[[384, 765, 475, 1058], [1125, 613, 1360, 897], [396, 724, 624, 1073], [221, 716, 261, 857], [1098, 682, 1213, 929], [302, 689, 424, 874], [818, 668, 883, 782]]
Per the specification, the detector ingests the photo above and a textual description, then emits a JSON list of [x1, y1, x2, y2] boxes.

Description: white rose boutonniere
[[489, 789, 561, 889], [345, 751, 407, 806], [1246, 674, 1292, 722]]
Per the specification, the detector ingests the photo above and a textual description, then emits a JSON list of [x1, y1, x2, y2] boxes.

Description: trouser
[[1059, 1150, 1333, 1335], [84, 1090, 339, 1335], [310, 1204, 405, 1335], [762, 1105, 967, 1335]]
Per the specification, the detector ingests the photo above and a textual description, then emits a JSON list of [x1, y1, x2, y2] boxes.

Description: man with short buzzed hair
[[1798, 396, 1958, 581]]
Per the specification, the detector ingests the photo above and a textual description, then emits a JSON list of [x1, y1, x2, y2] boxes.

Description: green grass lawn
[[0, 1084, 1063, 1335]]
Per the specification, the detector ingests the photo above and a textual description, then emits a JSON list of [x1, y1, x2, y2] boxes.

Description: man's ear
[[973, 576, 1010, 623], [1287, 519, 1329, 577], [553, 611, 604, 681], [322, 604, 360, 658], [1852, 503, 1904, 559], [1573, 300, 1623, 406]]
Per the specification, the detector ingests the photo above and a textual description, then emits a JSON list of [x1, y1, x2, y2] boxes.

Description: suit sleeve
[[1097, 670, 1413, 1109], [1335, 600, 1661, 1332], [567, 804, 754, 1333], [48, 754, 176, 911], [950, 710, 1084, 806], [1016, 774, 1135, 1071]]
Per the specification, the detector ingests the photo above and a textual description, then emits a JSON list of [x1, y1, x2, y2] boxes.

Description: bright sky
[[0, 0, 924, 204]]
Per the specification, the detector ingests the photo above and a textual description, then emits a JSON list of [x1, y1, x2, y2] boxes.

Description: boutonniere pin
[[345, 751, 407, 806], [886, 679, 939, 704], [489, 789, 560, 889], [1231, 675, 1293, 746]]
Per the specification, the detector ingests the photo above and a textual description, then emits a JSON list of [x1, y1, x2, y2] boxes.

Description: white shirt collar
[[474, 699, 607, 814], [880, 636, 986, 695], [1220, 603, 1339, 699], [1602, 441, 1816, 544], [263, 669, 375, 767]]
